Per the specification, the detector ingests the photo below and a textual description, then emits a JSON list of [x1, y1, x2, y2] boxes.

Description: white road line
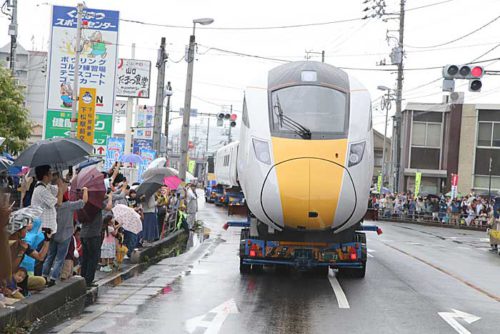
[[328, 270, 350, 309], [367, 253, 374, 258], [367, 248, 376, 253]]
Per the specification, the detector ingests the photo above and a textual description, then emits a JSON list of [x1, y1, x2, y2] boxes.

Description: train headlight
[[348, 142, 366, 167], [252, 138, 272, 165]]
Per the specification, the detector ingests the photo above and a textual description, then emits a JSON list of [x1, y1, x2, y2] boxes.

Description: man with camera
[[30, 165, 59, 234]]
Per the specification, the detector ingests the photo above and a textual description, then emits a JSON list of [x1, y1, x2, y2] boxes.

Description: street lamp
[[377, 85, 393, 188], [179, 17, 214, 181]]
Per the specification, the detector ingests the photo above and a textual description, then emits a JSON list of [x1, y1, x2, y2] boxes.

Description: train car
[[230, 61, 376, 277]]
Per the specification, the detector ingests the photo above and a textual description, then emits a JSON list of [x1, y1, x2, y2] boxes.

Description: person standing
[[42, 185, 87, 286], [80, 192, 112, 288], [142, 194, 158, 244], [31, 165, 59, 234]]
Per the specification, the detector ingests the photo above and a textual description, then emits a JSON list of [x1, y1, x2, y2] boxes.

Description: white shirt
[[31, 182, 58, 233]]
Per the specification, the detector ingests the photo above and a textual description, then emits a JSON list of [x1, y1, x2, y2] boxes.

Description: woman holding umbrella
[[141, 194, 159, 244]]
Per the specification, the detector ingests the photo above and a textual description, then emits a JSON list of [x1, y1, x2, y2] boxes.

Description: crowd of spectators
[[0, 162, 198, 308]]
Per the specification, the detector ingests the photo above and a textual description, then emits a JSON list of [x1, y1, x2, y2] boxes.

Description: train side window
[[242, 98, 250, 128]]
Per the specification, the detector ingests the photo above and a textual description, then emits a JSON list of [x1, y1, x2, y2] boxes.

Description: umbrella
[[75, 158, 102, 173], [0, 157, 13, 171], [164, 175, 182, 190], [14, 137, 93, 168], [142, 167, 178, 180], [112, 204, 142, 234], [120, 153, 143, 164], [70, 166, 106, 222], [148, 157, 167, 169], [136, 175, 164, 199]]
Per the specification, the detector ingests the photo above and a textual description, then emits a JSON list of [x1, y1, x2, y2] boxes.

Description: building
[[373, 129, 391, 185], [0, 43, 47, 141], [400, 101, 500, 196]]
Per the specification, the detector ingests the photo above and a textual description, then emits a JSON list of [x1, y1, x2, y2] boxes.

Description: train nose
[[261, 158, 356, 230]]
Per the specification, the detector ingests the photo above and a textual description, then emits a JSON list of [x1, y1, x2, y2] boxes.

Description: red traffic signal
[[230, 114, 237, 121], [471, 66, 483, 78]]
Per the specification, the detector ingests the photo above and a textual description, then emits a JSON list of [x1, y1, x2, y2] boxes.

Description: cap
[[7, 206, 43, 234]]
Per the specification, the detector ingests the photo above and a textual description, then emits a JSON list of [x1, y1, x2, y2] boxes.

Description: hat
[[7, 206, 44, 234]]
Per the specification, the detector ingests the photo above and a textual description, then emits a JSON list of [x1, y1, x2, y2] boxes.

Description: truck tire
[[240, 258, 251, 274]]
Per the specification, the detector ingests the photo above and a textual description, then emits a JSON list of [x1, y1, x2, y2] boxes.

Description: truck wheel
[[339, 262, 366, 278], [240, 259, 251, 274]]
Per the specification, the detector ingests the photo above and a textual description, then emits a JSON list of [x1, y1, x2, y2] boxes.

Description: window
[[411, 121, 441, 148], [413, 111, 442, 123], [242, 98, 250, 128], [478, 122, 500, 147], [223, 155, 230, 167], [410, 147, 440, 170], [270, 85, 347, 139], [474, 149, 500, 175]]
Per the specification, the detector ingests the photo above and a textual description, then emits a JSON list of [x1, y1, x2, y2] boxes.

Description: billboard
[[47, 5, 119, 115], [45, 110, 112, 155], [104, 137, 125, 171], [133, 138, 153, 155], [138, 148, 156, 182], [116, 59, 151, 98]]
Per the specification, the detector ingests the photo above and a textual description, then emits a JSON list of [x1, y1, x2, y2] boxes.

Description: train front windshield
[[270, 85, 347, 139]]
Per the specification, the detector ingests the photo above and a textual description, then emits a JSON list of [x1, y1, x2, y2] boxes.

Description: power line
[[405, 14, 500, 49]]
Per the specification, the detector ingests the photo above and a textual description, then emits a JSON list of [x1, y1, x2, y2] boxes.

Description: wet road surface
[[49, 199, 500, 334]]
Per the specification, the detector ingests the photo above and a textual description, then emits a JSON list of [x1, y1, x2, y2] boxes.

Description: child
[[115, 227, 128, 271], [100, 216, 118, 273], [5, 268, 28, 299], [61, 226, 82, 280]]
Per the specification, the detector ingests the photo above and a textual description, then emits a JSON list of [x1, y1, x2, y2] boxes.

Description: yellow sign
[[77, 87, 97, 146], [377, 174, 382, 193], [188, 160, 196, 174], [415, 172, 422, 197]]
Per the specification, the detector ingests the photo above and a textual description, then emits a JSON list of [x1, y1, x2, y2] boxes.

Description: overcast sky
[[1, 0, 500, 137]]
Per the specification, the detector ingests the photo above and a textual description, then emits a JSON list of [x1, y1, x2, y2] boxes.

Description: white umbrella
[[112, 204, 142, 234], [147, 157, 167, 169]]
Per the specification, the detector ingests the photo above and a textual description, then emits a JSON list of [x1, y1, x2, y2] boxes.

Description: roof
[[0, 42, 28, 55], [404, 102, 451, 113]]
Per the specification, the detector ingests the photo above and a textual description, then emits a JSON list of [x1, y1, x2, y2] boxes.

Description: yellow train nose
[[261, 137, 355, 231]]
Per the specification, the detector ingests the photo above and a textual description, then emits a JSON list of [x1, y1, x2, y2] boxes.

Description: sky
[[1, 0, 500, 139]]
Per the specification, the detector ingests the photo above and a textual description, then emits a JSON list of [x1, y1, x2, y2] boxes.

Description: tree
[[0, 66, 31, 154]]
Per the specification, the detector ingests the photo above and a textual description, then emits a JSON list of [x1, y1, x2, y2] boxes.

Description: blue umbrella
[[75, 158, 102, 172], [120, 153, 143, 164]]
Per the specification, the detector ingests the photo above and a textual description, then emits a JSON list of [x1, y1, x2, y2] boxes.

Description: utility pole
[[205, 116, 210, 158], [70, 3, 84, 139], [124, 43, 136, 154], [393, 0, 406, 192], [382, 92, 391, 186], [164, 81, 172, 157], [7, 0, 17, 76], [153, 37, 167, 154]]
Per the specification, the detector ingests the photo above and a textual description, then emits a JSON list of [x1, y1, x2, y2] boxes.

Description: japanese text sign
[[77, 87, 97, 145], [116, 59, 151, 98]]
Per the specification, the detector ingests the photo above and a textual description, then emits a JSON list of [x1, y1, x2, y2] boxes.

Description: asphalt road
[[49, 198, 500, 334]]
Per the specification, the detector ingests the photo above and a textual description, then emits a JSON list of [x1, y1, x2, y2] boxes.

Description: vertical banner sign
[[135, 105, 154, 140], [450, 173, 459, 199], [414, 172, 422, 198], [116, 59, 151, 98], [137, 148, 156, 182], [104, 137, 125, 171], [377, 174, 382, 194], [77, 87, 97, 145], [46, 6, 119, 115], [188, 160, 196, 174]]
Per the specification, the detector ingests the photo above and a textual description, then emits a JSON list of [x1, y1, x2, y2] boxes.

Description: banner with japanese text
[[414, 172, 422, 198], [77, 87, 96, 145], [137, 148, 156, 182], [104, 137, 125, 171], [46, 5, 119, 115], [116, 59, 151, 98], [135, 105, 154, 140]]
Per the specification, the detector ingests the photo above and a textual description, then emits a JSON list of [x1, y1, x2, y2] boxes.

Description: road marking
[[328, 270, 350, 309], [382, 242, 500, 302], [185, 299, 239, 334], [367, 248, 376, 253], [438, 309, 480, 334], [367, 253, 374, 258], [479, 238, 490, 242]]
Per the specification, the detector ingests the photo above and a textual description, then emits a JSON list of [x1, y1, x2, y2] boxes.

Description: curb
[[378, 218, 489, 232], [0, 277, 86, 333], [130, 230, 188, 264]]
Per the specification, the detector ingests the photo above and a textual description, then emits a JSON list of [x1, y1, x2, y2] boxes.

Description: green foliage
[[0, 66, 32, 154]]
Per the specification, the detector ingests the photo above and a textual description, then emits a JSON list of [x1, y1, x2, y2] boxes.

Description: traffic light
[[217, 113, 225, 120], [230, 114, 237, 127], [442, 64, 483, 92]]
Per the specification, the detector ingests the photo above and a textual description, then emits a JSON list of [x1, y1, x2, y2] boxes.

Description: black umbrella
[[14, 138, 93, 168], [136, 174, 164, 200]]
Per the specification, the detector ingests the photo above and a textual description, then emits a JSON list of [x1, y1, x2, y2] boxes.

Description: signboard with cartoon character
[[46, 5, 119, 115]]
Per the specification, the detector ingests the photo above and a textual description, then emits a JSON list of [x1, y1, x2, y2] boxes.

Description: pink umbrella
[[164, 175, 182, 190]]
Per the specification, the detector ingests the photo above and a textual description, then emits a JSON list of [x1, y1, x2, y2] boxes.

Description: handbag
[[72, 237, 79, 259]]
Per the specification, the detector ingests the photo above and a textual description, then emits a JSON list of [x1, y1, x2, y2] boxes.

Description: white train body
[[214, 141, 239, 187], [237, 61, 373, 236]]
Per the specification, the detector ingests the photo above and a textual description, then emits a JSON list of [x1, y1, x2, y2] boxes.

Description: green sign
[[414, 172, 422, 197], [377, 174, 382, 193], [188, 160, 196, 174], [45, 110, 113, 147]]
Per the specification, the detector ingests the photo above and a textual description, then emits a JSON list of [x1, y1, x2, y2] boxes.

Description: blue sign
[[52, 6, 119, 32], [137, 148, 157, 182], [133, 138, 153, 155], [104, 137, 125, 171]]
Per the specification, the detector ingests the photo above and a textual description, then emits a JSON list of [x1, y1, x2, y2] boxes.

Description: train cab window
[[270, 85, 347, 139], [242, 98, 250, 128]]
